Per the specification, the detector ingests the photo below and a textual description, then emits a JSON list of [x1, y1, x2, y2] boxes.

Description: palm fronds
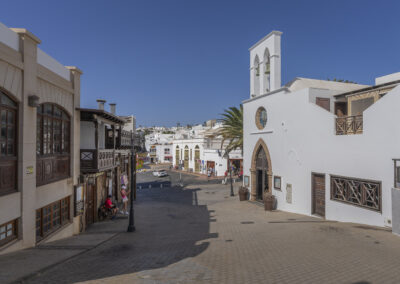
[[218, 105, 243, 154]]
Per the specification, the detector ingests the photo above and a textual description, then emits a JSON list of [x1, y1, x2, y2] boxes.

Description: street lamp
[[224, 151, 234, 197], [127, 131, 136, 232]]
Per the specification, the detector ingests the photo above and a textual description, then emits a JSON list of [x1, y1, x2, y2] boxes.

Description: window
[[331, 175, 381, 211], [164, 148, 170, 155], [37, 104, 70, 156], [255, 107, 267, 130], [36, 197, 70, 241], [0, 90, 17, 196], [37, 104, 71, 186], [0, 219, 18, 246]]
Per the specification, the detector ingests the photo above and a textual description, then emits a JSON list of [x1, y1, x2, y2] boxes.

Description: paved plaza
[[3, 171, 400, 284]]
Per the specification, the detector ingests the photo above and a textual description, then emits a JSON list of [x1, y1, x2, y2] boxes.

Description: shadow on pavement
[[23, 185, 216, 283]]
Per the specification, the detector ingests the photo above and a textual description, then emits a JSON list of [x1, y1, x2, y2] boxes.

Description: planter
[[264, 193, 275, 211], [238, 186, 249, 201]]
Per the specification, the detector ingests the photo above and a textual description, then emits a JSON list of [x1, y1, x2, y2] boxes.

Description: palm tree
[[218, 105, 243, 154]]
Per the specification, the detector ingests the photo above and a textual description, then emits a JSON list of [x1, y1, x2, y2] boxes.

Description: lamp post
[[224, 151, 234, 196], [127, 132, 136, 232]]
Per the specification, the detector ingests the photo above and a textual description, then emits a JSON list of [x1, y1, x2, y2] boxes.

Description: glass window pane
[[7, 111, 13, 124], [0, 226, 5, 233], [1, 142, 6, 155], [44, 104, 53, 115], [7, 142, 13, 155], [1, 110, 6, 124], [1, 126, 5, 139], [6, 230, 12, 237], [7, 126, 14, 140], [54, 106, 62, 117], [1, 94, 17, 108], [0, 233, 5, 240]]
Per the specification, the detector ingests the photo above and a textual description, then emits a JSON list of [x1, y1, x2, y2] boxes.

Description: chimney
[[96, 99, 106, 110], [109, 103, 116, 115]]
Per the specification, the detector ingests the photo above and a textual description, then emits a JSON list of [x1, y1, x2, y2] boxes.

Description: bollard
[[160, 183, 163, 188], [149, 184, 152, 189]]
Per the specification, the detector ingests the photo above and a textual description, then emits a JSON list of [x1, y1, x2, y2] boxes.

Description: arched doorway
[[250, 139, 272, 201], [184, 146, 189, 170], [175, 146, 179, 166], [194, 145, 200, 172]]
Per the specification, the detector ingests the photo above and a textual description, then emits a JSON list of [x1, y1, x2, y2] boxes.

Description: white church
[[242, 31, 400, 232]]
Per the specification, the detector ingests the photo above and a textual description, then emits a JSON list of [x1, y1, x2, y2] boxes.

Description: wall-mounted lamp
[[28, 95, 39, 107]]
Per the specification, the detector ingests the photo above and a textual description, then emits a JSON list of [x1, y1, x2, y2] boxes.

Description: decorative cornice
[[10, 28, 41, 44], [66, 66, 83, 75], [249, 31, 282, 51], [243, 87, 288, 104]]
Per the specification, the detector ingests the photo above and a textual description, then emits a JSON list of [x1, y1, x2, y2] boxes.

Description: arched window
[[253, 55, 260, 96], [194, 145, 200, 173], [263, 49, 271, 92], [175, 145, 179, 165], [36, 103, 71, 186], [0, 90, 17, 195], [184, 146, 189, 169]]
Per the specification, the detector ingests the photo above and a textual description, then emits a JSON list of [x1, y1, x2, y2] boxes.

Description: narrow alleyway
[[4, 171, 400, 284]]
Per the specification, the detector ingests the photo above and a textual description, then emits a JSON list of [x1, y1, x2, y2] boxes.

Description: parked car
[[152, 170, 159, 177], [158, 170, 168, 177]]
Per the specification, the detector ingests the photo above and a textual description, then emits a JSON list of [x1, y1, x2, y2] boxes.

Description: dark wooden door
[[86, 184, 95, 226], [316, 97, 330, 111], [257, 170, 263, 200], [312, 173, 325, 217]]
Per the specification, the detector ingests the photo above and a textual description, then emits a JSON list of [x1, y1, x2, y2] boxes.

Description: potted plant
[[263, 191, 275, 211], [238, 186, 249, 201]]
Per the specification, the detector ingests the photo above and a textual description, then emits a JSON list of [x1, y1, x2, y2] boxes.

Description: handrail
[[336, 115, 363, 135]]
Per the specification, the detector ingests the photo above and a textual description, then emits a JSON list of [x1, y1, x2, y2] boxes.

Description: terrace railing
[[336, 115, 363, 135], [80, 149, 116, 172]]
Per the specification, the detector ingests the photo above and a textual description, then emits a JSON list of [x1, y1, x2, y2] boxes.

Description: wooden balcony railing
[[80, 149, 115, 172], [331, 175, 381, 211], [119, 130, 132, 148], [336, 115, 363, 135]]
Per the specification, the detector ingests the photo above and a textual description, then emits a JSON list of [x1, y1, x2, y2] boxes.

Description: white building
[[148, 143, 173, 164], [242, 31, 400, 230], [172, 126, 243, 177]]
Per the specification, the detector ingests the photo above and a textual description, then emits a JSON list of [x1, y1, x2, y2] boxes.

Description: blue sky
[[1, 0, 399, 127]]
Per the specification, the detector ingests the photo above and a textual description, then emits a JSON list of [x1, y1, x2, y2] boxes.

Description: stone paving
[[4, 172, 400, 283]]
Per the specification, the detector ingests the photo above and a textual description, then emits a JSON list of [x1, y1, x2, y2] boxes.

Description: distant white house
[[242, 31, 400, 230], [173, 126, 242, 177]]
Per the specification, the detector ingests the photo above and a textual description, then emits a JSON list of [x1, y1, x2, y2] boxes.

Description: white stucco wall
[[0, 22, 19, 50], [249, 31, 282, 97], [37, 48, 71, 81], [80, 121, 95, 149], [243, 86, 400, 228]]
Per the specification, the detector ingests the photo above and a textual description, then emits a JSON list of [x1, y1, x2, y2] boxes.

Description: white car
[[153, 170, 168, 177]]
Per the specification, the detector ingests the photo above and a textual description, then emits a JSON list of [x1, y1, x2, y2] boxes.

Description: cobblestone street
[[5, 171, 400, 284]]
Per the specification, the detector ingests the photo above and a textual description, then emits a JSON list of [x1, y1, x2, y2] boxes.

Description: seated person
[[105, 195, 118, 217]]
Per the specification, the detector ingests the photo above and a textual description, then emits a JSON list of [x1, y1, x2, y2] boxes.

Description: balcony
[[118, 130, 132, 148], [80, 149, 116, 173], [335, 115, 363, 135]]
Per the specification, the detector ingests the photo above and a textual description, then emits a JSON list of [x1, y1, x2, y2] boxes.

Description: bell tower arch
[[249, 31, 282, 98]]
